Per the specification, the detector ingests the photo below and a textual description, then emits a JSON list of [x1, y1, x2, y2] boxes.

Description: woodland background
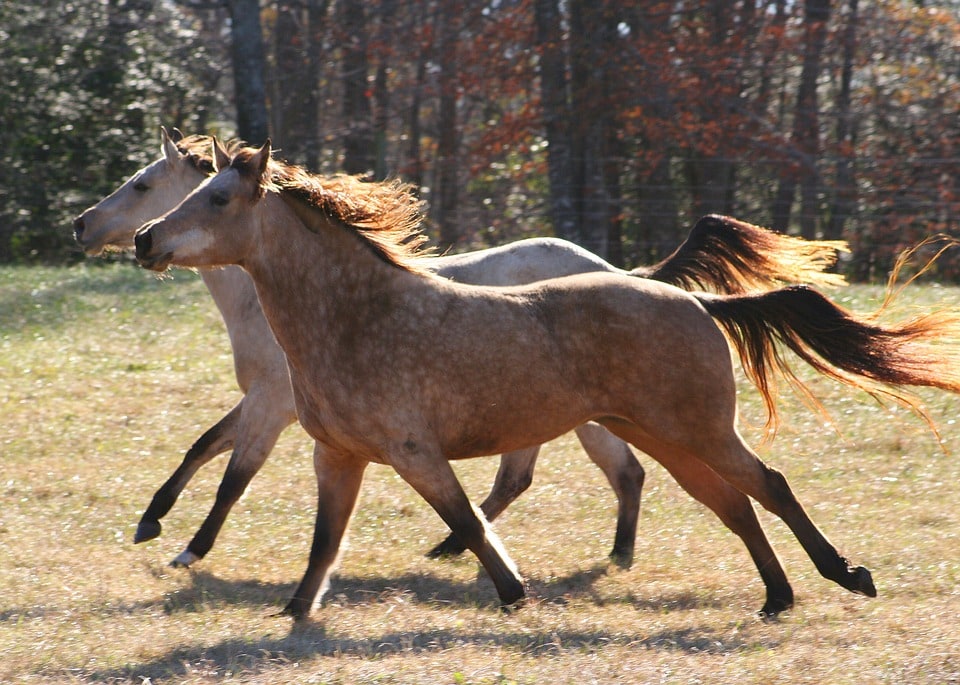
[[1, 0, 958, 280]]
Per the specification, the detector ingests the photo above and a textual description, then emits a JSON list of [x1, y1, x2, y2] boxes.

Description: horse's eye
[[211, 193, 229, 207], [133, 181, 149, 192]]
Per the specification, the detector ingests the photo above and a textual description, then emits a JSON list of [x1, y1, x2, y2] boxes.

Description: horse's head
[[135, 138, 272, 272], [73, 127, 210, 255]]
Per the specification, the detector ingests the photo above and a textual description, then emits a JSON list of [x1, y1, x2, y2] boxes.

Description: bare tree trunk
[[435, 0, 460, 249], [372, 0, 397, 181], [226, 0, 269, 145], [630, 3, 679, 258], [534, 0, 577, 244], [688, 0, 740, 218], [303, 0, 329, 171], [827, 0, 858, 241], [569, 0, 620, 259], [340, 0, 372, 175], [772, 0, 830, 236], [272, 3, 299, 158]]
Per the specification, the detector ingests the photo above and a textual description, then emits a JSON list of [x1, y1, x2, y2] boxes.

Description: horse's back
[[431, 238, 625, 286]]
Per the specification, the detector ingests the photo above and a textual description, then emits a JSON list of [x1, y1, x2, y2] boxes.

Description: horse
[[73, 127, 849, 570], [133, 139, 960, 621]]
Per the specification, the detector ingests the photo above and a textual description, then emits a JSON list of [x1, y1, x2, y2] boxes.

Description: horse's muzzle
[[73, 216, 86, 243], [134, 225, 172, 271], [134, 226, 152, 257]]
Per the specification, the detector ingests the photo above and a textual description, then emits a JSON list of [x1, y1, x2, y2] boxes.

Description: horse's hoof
[[425, 536, 467, 559], [498, 581, 527, 613], [134, 519, 162, 544], [500, 596, 526, 615], [608, 547, 634, 570], [278, 599, 311, 621], [758, 595, 794, 619], [851, 565, 876, 597], [169, 549, 201, 568]]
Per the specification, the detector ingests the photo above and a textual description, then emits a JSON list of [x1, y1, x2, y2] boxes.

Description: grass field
[[2, 263, 959, 684]]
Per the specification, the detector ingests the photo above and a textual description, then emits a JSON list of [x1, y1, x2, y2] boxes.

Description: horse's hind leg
[[134, 400, 243, 544], [573, 422, 645, 568], [634, 420, 874, 602], [172, 388, 295, 567], [707, 436, 875, 599], [600, 420, 793, 615], [426, 445, 540, 559], [282, 443, 367, 621]]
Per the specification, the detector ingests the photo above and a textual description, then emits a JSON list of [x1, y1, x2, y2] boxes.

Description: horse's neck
[[199, 266, 257, 325], [199, 265, 287, 387], [244, 195, 413, 368]]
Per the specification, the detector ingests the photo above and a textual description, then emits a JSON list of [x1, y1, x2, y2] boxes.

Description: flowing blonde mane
[[229, 147, 433, 272]]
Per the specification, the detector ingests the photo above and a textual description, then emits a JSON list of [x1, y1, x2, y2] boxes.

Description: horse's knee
[[757, 465, 800, 514], [499, 468, 534, 500], [616, 454, 645, 500]]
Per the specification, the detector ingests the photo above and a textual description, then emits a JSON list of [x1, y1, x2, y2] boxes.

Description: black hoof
[[608, 546, 634, 570], [499, 595, 526, 615], [278, 599, 311, 621], [759, 595, 794, 619], [497, 580, 527, 613], [851, 565, 877, 597], [425, 536, 467, 559], [134, 519, 162, 544]]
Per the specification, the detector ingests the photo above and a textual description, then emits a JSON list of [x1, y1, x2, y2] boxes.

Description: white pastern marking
[[171, 549, 201, 567]]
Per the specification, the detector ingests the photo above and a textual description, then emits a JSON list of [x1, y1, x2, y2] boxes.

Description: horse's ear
[[212, 137, 232, 172], [249, 139, 272, 180], [170, 127, 184, 143], [160, 126, 182, 165]]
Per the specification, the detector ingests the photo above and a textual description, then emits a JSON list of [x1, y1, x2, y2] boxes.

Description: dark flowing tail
[[635, 214, 848, 294], [695, 284, 960, 437]]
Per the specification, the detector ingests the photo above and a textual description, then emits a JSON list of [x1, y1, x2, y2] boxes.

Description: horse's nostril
[[73, 216, 85, 241], [134, 229, 152, 257]]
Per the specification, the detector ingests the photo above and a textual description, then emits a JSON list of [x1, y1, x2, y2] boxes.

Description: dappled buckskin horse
[[74, 127, 847, 582], [133, 139, 960, 620]]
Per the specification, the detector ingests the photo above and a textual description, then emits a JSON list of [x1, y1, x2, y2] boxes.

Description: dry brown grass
[[2, 264, 960, 684]]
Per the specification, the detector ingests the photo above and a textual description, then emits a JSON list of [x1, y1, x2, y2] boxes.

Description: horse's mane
[[230, 146, 434, 272], [174, 135, 241, 176]]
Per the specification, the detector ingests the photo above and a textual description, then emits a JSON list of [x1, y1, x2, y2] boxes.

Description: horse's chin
[[137, 252, 174, 272]]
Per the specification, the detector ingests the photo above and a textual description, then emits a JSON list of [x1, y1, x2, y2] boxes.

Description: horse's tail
[[695, 284, 960, 438], [634, 214, 849, 294]]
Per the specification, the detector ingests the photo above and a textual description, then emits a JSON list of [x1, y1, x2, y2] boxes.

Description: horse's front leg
[[171, 387, 296, 567], [135, 400, 243, 544], [281, 442, 367, 621], [391, 444, 525, 608], [426, 445, 540, 559]]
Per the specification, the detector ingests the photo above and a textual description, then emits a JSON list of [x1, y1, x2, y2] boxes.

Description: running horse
[[134, 140, 960, 620], [73, 128, 847, 571]]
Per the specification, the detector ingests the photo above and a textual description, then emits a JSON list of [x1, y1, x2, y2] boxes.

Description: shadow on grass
[[0, 563, 735, 627], [20, 564, 782, 682], [83, 621, 778, 684]]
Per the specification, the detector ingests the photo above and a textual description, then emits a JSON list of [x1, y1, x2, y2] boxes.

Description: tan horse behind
[[135, 140, 960, 621], [73, 128, 848, 571]]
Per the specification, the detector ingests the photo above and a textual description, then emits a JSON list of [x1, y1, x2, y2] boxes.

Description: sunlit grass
[[2, 264, 959, 683]]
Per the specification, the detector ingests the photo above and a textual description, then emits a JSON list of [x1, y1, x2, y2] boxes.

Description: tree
[[0, 0, 214, 263], [227, 0, 269, 145], [826, 0, 858, 241], [771, 0, 831, 237], [339, 0, 373, 174]]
